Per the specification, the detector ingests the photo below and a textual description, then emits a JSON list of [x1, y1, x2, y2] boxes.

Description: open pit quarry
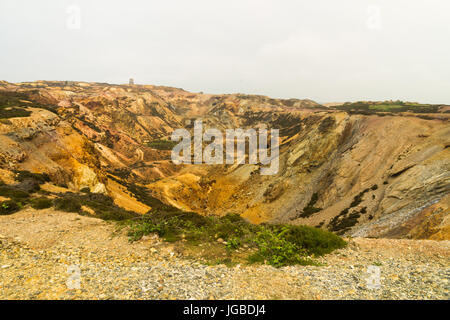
[[0, 80, 449, 299]]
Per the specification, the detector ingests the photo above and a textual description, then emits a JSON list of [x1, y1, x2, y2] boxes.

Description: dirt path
[[1, 209, 449, 299]]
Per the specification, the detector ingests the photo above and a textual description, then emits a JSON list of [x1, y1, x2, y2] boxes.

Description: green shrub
[[248, 227, 312, 267], [328, 210, 361, 234], [52, 192, 139, 221], [318, 117, 335, 133], [37, 189, 51, 195], [126, 183, 168, 208], [80, 192, 139, 221], [146, 139, 178, 150], [16, 179, 41, 193], [281, 225, 346, 256], [128, 209, 346, 267], [298, 193, 322, 218], [0, 107, 32, 119], [80, 187, 91, 193], [54, 197, 81, 212], [15, 170, 50, 184], [30, 197, 53, 209], [0, 200, 21, 215], [333, 101, 441, 114], [0, 186, 30, 200], [349, 188, 369, 208], [12, 170, 51, 193], [0, 119, 13, 125]]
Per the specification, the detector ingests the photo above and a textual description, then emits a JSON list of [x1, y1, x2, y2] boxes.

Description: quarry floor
[[0, 208, 449, 300]]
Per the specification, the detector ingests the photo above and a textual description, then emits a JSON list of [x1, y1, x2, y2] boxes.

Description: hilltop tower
[[129, 78, 134, 85]]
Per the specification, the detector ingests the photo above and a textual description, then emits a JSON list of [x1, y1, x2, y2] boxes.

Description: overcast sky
[[1, 0, 449, 103]]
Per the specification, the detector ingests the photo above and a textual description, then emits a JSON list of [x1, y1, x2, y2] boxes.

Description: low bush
[[248, 227, 312, 267], [126, 183, 167, 208], [0, 186, 30, 200], [80, 187, 91, 193], [0, 200, 21, 215], [146, 139, 178, 150], [248, 224, 345, 267], [30, 197, 53, 209], [80, 192, 138, 221], [53, 196, 81, 212], [15, 170, 50, 184], [333, 101, 441, 114], [349, 188, 369, 208], [328, 210, 361, 234], [298, 193, 322, 218], [0, 119, 13, 125], [128, 209, 346, 267], [0, 107, 32, 119], [52, 192, 139, 221], [16, 179, 41, 193]]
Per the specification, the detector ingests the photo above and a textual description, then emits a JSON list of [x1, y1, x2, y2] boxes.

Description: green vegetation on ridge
[[128, 209, 346, 267], [334, 100, 442, 114]]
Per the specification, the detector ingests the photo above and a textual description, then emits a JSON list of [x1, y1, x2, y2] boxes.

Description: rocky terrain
[[0, 80, 449, 300], [1, 209, 448, 300], [0, 80, 449, 238]]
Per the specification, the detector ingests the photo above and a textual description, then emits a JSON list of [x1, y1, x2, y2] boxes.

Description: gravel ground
[[1, 209, 449, 300]]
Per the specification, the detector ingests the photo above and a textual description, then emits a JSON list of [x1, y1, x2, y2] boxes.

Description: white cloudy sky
[[1, 0, 449, 103]]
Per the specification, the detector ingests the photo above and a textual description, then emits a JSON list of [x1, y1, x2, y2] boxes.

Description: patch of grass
[[369, 104, 407, 111], [146, 139, 178, 150], [0, 107, 32, 119], [79, 192, 139, 221], [30, 197, 53, 209], [12, 170, 51, 193], [248, 224, 346, 267], [0, 186, 30, 200], [0, 119, 12, 125], [53, 196, 82, 212], [318, 117, 335, 133], [128, 209, 346, 267], [334, 101, 441, 114], [15, 170, 50, 184], [206, 257, 237, 268], [0, 200, 21, 215], [247, 227, 314, 267], [80, 187, 91, 193], [0, 200, 20, 214], [0, 92, 33, 118], [126, 183, 167, 208], [52, 192, 140, 221]]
